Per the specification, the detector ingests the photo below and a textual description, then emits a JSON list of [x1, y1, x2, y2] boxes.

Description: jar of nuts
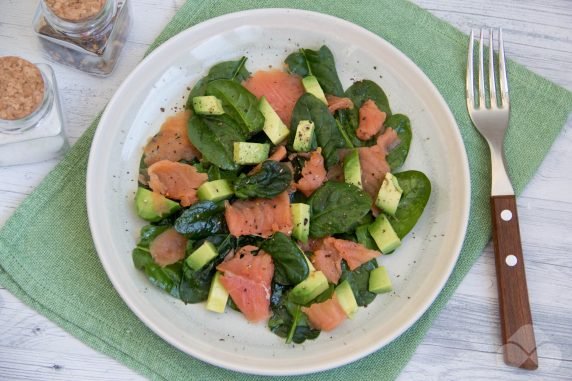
[[0, 57, 69, 166], [33, 0, 130, 76]]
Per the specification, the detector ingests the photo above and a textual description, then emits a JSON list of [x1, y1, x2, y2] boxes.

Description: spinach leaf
[[233, 161, 292, 199], [137, 225, 170, 248], [187, 114, 246, 170], [344, 79, 391, 115], [285, 46, 344, 96], [144, 261, 183, 298], [131, 229, 184, 300], [179, 234, 233, 303], [261, 232, 309, 285], [268, 284, 320, 344], [207, 165, 239, 181], [308, 181, 372, 238], [336, 80, 393, 147], [174, 200, 227, 239], [206, 79, 264, 135], [186, 57, 250, 108], [388, 171, 431, 238], [385, 114, 412, 170], [340, 259, 378, 306], [291, 93, 346, 168], [355, 225, 378, 250]]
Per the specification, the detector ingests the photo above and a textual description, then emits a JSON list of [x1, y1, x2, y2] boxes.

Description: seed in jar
[[44, 0, 106, 22], [0, 56, 45, 120]]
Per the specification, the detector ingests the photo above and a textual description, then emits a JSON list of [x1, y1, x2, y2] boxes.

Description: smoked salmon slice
[[243, 70, 304, 125], [147, 160, 208, 207], [149, 228, 187, 267], [302, 294, 347, 331], [225, 192, 293, 237], [310, 237, 380, 283], [358, 128, 399, 200], [326, 95, 354, 114], [295, 149, 327, 197], [143, 111, 201, 166], [356, 99, 387, 141], [217, 246, 275, 322]]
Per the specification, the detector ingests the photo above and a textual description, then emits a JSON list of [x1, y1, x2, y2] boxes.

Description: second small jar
[[33, 0, 130, 76]]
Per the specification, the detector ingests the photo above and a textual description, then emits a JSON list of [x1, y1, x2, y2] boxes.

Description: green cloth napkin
[[1, 1, 571, 380]]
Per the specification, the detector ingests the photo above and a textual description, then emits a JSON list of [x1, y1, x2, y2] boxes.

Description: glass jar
[[33, 0, 130, 76], [0, 58, 69, 166]]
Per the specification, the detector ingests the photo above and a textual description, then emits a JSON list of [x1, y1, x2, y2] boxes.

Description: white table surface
[[1, 1, 571, 380]]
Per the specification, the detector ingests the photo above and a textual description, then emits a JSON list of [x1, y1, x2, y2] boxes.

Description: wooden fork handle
[[491, 195, 538, 370]]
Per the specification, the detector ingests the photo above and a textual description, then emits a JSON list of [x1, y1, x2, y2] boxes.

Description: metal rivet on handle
[[505, 255, 518, 267], [500, 209, 512, 221]]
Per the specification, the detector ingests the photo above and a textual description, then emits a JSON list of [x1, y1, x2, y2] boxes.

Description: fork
[[466, 29, 538, 370]]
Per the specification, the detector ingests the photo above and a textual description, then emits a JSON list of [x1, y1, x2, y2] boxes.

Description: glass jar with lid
[[33, 0, 130, 76], [0, 56, 69, 166]]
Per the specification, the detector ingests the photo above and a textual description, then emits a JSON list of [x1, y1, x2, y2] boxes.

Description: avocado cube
[[233, 142, 270, 165], [289, 271, 329, 305], [186, 241, 218, 271], [206, 271, 229, 313], [343, 149, 362, 189], [291, 203, 311, 243], [302, 75, 328, 105], [135, 187, 181, 222], [375, 173, 403, 216], [259, 96, 290, 144], [368, 266, 393, 294], [368, 214, 401, 254], [197, 179, 234, 202], [293, 120, 315, 152], [192, 95, 225, 115], [335, 280, 358, 318]]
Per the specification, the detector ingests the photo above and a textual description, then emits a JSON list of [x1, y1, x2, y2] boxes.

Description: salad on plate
[[131, 45, 431, 344]]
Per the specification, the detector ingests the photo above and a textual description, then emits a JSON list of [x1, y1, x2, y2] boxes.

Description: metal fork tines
[[466, 28, 539, 370], [466, 28, 513, 196]]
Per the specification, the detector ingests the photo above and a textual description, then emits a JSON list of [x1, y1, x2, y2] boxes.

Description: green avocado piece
[[368, 214, 401, 254], [335, 280, 358, 318], [135, 187, 181, 222], [375, 172, 403, 216], [206, 271, 229, 313], [289, 270, 329, 305], [192, 95, 225, 115], [197, 179, 234, 202], [368, 266, 393, 294], [186, 241, 218, 271], [233, 142, 270, 164], [259, 96, 290, 144], [291, 203, 310, 243], [302, 75, 328, 104], [293, 120, 315, 152], [343, 149, 362, 189]]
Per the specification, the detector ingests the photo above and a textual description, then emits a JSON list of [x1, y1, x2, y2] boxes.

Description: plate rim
[[87, 7, 471, 376]]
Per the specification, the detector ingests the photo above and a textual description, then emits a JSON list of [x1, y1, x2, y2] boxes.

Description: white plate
[[87, 8, 470, 376]]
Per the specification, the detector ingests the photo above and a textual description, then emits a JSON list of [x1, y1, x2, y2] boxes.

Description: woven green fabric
[[1, 1, 571, 380]]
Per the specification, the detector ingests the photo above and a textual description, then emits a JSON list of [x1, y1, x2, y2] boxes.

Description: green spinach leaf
[[144, 262, 183, 298], [336, 80, 393, 147], [174, 200, 227, 239], [234, 161, 292, 199], [186, 57, 249, 108], [308, 181, 372, 238], [206, 79, 264, 135], [291, 93, 346, 168], [268, 284, 320, 344], [187, 114, 246, 170], [136, 225, 170, 248], [388, 171, 431, 238], [355, 225, 378, 250], [385, 114, 412, 170], [340, 259, 378, 306], [261, 232, 309, 285], [285, 46, 344, 96]]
